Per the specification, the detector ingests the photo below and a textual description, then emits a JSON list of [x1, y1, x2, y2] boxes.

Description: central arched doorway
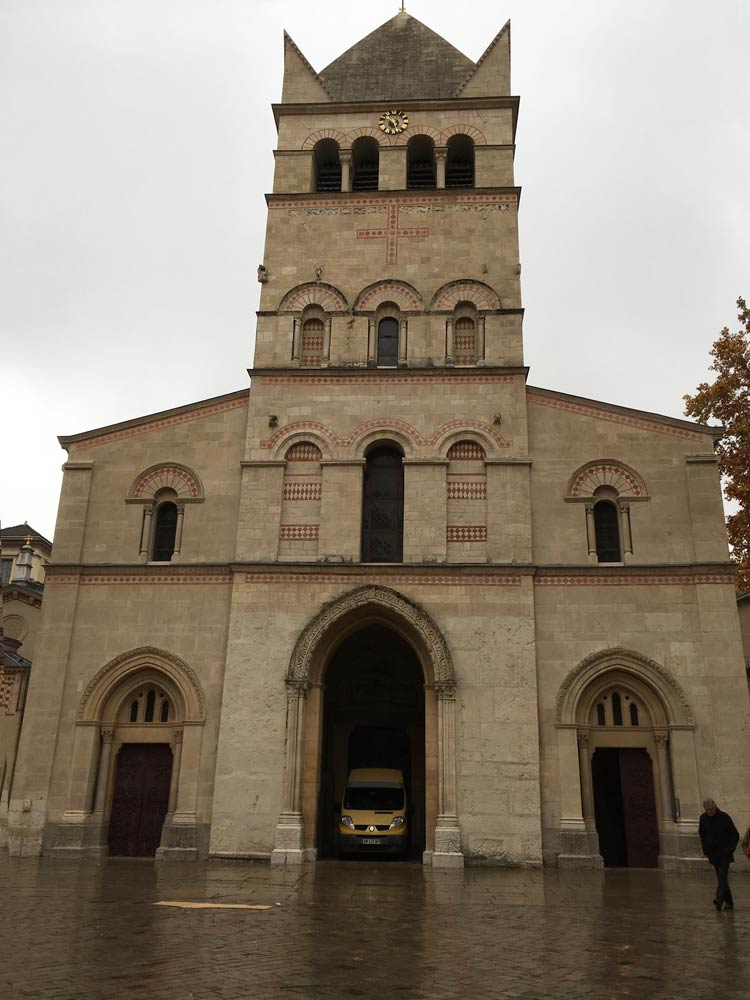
[[317, 624, 425, 859]]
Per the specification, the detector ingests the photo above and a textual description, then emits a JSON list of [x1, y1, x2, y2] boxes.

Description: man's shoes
[[713, 899, 722, 910]]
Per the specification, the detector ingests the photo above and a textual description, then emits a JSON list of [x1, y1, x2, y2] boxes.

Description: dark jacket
[[699, 809, 740, 863]]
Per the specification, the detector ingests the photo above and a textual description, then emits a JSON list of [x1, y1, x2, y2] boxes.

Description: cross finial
[[24, 534, 32, 546]]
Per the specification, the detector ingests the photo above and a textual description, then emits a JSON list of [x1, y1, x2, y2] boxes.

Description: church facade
[[7, 12, 750, 869]]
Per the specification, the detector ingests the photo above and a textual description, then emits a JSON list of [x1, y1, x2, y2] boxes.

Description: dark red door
[[108, 744, 173, 857], [619, 748, 660, 868]]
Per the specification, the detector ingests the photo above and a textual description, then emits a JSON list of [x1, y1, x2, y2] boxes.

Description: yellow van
[[337, 768, 408, 856]]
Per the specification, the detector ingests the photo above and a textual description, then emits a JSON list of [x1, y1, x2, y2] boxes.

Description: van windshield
[[344, 785, 404, 811]]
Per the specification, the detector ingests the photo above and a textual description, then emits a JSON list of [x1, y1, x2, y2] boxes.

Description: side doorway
[[108, 743, 173, 857], [592, 747, 660, 868]]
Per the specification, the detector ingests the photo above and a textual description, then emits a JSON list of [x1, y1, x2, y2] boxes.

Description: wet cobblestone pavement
[[1, 857, 749, 999]]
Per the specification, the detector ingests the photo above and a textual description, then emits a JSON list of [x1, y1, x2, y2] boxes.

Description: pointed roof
[[319, 11, 475, 102]]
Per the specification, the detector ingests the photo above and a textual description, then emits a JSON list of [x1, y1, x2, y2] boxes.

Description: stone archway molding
[[77, 645, 206, 723], [273, 585, 463, 868], [555, 647, 694, 727]]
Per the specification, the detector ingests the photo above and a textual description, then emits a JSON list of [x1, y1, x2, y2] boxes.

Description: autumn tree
[[684, 297, 750, 591]]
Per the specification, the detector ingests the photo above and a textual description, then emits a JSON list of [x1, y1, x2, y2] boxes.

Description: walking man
[[699, 797, 739, 911]]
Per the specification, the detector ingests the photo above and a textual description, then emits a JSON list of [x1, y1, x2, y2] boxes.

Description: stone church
[[6, 11, 750, 869]]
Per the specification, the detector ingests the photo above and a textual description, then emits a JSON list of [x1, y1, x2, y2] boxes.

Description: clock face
[[378, 110, 409, 135]]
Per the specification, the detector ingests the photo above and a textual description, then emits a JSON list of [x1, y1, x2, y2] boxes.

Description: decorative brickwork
[[354, 279, 423, 312], [528, 391, 707, 442], [258, 373, 520, 386], [262, 418, 509, 454], [244, 572, 523, 587], [535, 574, 734, 587], [431, 280, 502, 311], [356, 204, 429, 264], [279, 525, 320, 541], [447, 525, 488, 542], [282, 483, 322, 501], [301, 125, 487, 149], [129, 464, 204, 502], [447, 482, 487, 500], [286, 443, 323, 462], [269, 193, 517, 211], [567, 461, 648, 500], [279, 282, 348, 313], [447, 441, 486, 461]]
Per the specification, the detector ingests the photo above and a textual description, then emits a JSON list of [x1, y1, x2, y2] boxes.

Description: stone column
[[433, 684, 464, 867], [445, 319, 455, 366], [398, 319, 408, 366], [139, 505, 154, 562], [93, 729, 114, 815], [291, 318, 301, 366], [557, 727, 602, 868], [272, 680, 309, 864], [167, 729, 184, 815], [654, 733, 673, 822], [577, 731, 596, 827], [340, 152, 352, 193], [619, 502, 633, 557], [585, 504, 598, 563], [172, 505, 185, 560], [367, 318, 376, 367], [476, 315, 486, 365], [322, 317, 332, 366], [435, 149, 447, 189]]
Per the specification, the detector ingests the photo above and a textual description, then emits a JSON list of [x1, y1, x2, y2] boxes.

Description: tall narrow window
[[314, 139, 342, 192], [612, 691, 623, 726], [407, 135, 436, 189], [301, 317, 324, 367], [630, 702, 639, 726], [352, 136, 379, 191], [596, 703, 606, 726], [454, 316, 477, 365], [377, 317, 399, 367], [445, 134, 475, 188], [145, 689, 156, 723], [594, 500, 621, 562], [361, 446, 404, 563], [152, 502, 177, 561]]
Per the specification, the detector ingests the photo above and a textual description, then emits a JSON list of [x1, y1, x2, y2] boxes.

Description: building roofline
[[527, 385, 723, 438], [272, 94, 519, 128], [58, 388, 249, 448]]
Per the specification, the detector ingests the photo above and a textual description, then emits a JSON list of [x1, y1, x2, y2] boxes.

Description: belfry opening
[[316, 625, 425, 860]]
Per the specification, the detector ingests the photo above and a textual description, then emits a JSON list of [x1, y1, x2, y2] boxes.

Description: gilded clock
[[378, 110, 409, 135]]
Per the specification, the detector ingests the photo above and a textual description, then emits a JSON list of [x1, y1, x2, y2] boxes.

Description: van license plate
[[362, 838, 381, 845]]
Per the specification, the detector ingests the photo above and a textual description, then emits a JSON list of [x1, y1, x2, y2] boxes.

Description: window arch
[[152, 499, 178, 561], [314, 139, 342, 192], [352, 136, 379, 191], [300, 305, 325, 367], [118, 686, 173, 725], [452, 302, 478, 366], [407, 135, 436, 189], [445, 134, 475, 188], [591, 687, 650, 729], [361, 444, 404, 563], [593, 494, 622, 563]]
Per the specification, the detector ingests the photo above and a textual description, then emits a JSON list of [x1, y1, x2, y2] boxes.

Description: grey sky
[[2, 0, 748, 539]]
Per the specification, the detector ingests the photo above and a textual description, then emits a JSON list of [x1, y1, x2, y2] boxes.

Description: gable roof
[[319, 11, 475, 101], [0, 524, 52, 549]]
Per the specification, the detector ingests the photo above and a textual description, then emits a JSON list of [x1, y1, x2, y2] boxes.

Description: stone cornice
[[272, 94, 520, 128], [266, 187, 521, 208], [249, 367, 528, 384]]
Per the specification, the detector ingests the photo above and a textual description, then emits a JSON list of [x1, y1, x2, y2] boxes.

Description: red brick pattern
[[447, 441, 486, 461], [243, 572, 523, 586], [75, 395, 248, 451], [301, 124, 488, 149], [47, 570, 232, 586], [282, 483, 322, 501], [356, 205, 429, 265], [355, 279, 423, 311], [433, 281, 502, 311], [535, 574, 734, 587], [130, 465, 202, 500], [279, 283, 348, 313], [270, 193, 517, 211], [529, 392, 706, 442], [569, 463, 644, 498], [286, 442, 323, 461], [447, 482, 487, 500], [262, 418, 510, 452], [279, 525, 320, 540], [447, 525, 488, 542], [259, 373, 518, 387]]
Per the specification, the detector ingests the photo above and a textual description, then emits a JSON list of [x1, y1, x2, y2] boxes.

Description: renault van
[[337, 768, 408, 856]]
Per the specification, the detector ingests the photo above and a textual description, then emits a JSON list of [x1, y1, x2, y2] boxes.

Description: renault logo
[[368, 825, 375, 832]]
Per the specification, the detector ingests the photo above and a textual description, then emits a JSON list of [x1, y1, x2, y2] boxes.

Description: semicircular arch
[[77, 645, 206, 723], [128, 463, 204, 502], [287, 585, 455, 688], [302, 128, 348, 150], [279, 282, 349, 314], [430, 280, 502, 312], [354, 279, 423, 313], [567, 460, 649, 500], [555, 647, 694, 727], [434, 420, 510, 456], [440, 125, 487, 145]]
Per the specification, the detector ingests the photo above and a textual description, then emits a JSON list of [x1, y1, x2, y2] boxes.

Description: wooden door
[[108, 744, 173, 857], [619, 748, 660, 868]]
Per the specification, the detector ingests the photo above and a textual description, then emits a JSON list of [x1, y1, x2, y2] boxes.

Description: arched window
[[594, 499, 622, 562], [377, 317, 399, 367], [454, 316, 477, 365], [630, 702, 639, 726], [596, 703, 606, 726], [590, 689, 646, 728], [301, 317, 324, 367], [361, 445, 404, 563], [314, 139, 342, 192], [446, 134, 475, 188], [129, 700, 139, 722], [612, 691, 623, 726], [407, 135, 436, 189], [122, 688, 172, 724], [152, 502, 178, 561], [352, 136, 379, 191]]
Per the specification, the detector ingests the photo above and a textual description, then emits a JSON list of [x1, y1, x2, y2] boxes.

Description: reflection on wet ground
[[1, 857, 748, 998]]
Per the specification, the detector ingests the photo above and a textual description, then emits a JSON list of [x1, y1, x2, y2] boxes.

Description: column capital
[[101, 727, 115, 743], [285, 679, 310, 699], [576, 729, 591, 748], [173, 727, 184, 744], [654, 730, 669, 749], [435, 683, 456, 702]]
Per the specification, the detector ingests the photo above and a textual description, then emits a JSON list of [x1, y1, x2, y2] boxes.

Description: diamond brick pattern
[[279, 524, 320, 540], [447, 482, 487, 500], [282, 482, 322, 501], [447, 525, 488, 542], [286, 443, 322, 462], [447, 441, 486, 460]]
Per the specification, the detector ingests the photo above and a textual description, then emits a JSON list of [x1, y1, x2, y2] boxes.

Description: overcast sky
[[2, 0, 749, 540]]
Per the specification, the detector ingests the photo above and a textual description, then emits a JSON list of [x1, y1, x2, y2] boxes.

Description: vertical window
[[445, 134, 475, 188], [596, 703, 606, 726], [314, 139, 342, 192], [160, 699, 170, 723], [301, 318, 324, 367], [152, 502, 178, 561], [612, 691, 623, 726], [594, 500, 621, 562], [454, 316, 477, 365], [361, 446, 404, 563], [377, 318, 399, 367], [129, 699, 139, 722], [145, 689, 156, 723], [352, 136, 379, 191], [407, 135, 436, 189], [630, 702, 639, 726]]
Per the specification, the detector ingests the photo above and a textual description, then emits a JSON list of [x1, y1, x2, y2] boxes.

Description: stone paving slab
[[1, 857, 749, 999]]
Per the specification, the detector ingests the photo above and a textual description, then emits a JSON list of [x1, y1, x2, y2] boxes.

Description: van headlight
[[389, 817, 405, 829], [340, 815, 355, 829]]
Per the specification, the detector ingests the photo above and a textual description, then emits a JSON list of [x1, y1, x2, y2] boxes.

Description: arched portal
[[317, 624, 425, 859], [271, 585, 463, 868]]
